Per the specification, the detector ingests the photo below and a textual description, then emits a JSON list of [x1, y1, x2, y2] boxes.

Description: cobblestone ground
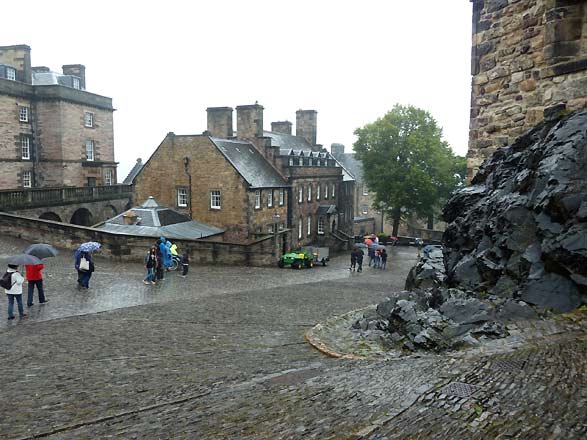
[[0, 237, 585, 439]]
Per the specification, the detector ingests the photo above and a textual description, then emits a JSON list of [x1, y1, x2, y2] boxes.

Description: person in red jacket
[[25, 263, 47, 307]]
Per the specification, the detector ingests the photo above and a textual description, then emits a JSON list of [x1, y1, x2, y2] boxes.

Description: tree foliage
[[353, 104, 464, 236]]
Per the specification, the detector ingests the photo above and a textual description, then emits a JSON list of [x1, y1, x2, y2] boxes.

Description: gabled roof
[[333, 153, 362, 182], [123, 158, 144, 184], [210, 138, 288, 189]]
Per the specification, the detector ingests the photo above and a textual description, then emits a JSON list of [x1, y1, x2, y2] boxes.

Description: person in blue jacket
[[164, 240, 173, 270]]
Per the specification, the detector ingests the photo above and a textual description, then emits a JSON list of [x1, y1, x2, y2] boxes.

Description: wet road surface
[[1, 236, 585, 439]]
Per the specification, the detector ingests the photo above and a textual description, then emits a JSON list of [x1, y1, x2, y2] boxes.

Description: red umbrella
[[364, 238, 374, 246]]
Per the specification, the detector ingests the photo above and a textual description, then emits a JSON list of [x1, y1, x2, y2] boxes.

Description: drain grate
[[493, 359, 526, 372], [440, 382, 480, 398]]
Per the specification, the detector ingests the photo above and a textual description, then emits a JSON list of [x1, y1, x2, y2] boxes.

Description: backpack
[[0, 271, 13, 290]]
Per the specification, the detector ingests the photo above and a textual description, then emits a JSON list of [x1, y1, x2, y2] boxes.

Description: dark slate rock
[[439, 297, 493, 325], [496, 300, 537, 321], [521, 273, 582, 312], [443, 110, 587, 310]]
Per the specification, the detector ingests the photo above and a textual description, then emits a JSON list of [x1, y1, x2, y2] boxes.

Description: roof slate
[[210, 137, 288, 189], [95, 197, 224, 239], [263, 131, 313, 151], [123, 159, 144, 184]]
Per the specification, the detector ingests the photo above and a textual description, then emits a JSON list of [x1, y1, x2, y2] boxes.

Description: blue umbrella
[[356, 243, 368, 248], [77, 242, 101, 252]]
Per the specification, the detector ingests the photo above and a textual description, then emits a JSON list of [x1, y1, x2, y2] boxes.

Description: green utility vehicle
[[277, 250, 314, 269]]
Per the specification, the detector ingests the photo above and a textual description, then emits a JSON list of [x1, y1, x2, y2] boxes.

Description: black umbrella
[[24, 243, 59, 259], [7, 254, 42, 266]]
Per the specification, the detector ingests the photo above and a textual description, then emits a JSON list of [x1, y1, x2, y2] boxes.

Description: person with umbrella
[[2, 255, 37, 320], [23, 243, 58, 307], [75, 242, 100, 289], [4, 264, 26, 320]]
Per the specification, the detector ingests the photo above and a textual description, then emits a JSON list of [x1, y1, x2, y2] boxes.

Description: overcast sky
[[5, 0, 473, 181]]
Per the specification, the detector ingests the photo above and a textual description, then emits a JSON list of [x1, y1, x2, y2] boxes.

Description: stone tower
[[468, 0, 587, 179]]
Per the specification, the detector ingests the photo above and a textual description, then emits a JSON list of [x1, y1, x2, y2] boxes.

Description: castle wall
[[469, 0, 587, 179]]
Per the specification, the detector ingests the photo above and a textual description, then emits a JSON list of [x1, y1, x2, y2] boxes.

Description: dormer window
[[298, 157, 303, 166], [6, 67, 16, 81], [72, 77, 80, 90], [288, 157, 294, 166]]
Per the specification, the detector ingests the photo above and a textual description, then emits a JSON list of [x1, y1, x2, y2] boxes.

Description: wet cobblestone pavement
[[0, 237, 585, 439]]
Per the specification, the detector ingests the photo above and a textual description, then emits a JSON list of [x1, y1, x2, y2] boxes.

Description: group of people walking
[[350, 246, 388, 272], [368, 247, 388, 269], [143, 237, 189, 284]]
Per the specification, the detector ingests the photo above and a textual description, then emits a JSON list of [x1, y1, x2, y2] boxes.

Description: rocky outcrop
[[352, 110, 586, 353], [444, 110, 587, 312]]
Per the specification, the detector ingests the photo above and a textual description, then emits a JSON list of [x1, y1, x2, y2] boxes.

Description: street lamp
[[272, 213, 281, 259]]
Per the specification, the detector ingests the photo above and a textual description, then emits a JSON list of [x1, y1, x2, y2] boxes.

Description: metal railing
[[0, 184, 133, 210]]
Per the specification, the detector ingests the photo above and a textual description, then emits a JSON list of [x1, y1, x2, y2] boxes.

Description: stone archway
[[39, 212, 62, 222], [104, 204, 118, 221], [70, 208, 93, 226]]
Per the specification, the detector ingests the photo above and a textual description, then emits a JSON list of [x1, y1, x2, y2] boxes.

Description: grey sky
[[5, 0, 473, 181]]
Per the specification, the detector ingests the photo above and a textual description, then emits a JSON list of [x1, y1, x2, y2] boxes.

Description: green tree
[[353, 104, 464, 236]]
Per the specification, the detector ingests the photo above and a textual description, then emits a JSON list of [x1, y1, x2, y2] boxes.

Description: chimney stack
[[330, 143, 345, 157], [296, 110, 317, 147], [206, 107, 233, 138], [62, 64, 86, 89], [0, 45, 32, 83], [236, 103, 264, 141], [271, 121, 292, 135]]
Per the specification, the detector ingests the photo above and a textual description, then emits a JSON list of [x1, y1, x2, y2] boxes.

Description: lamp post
[[272, 213, 281, 259]]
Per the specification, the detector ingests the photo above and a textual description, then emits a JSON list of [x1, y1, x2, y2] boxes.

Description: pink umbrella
[[364, 238, 374, 246]]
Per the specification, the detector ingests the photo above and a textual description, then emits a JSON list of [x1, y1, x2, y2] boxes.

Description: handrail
[[0, 184, 133, 210]]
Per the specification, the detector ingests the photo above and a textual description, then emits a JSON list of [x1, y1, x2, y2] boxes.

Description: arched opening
[[39, 212, 62, 222], [70, 208, 93, 226], [104, 204, 118, 221]]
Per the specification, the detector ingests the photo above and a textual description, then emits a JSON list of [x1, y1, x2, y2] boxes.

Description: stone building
[[331, 143, 380, 236], [468, 0, 587, 179], [133, 104, 355, 249], [0, 44, 116, 189]]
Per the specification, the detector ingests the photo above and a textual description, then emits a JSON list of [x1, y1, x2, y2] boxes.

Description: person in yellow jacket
[[170, 243, 178, 257]]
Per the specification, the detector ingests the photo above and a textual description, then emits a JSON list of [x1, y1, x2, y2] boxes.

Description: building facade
[[468, 0, 587, 179], [133, 104, 355, 249], [0, 45, 116, 189], [331, 143, 381, 236]]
